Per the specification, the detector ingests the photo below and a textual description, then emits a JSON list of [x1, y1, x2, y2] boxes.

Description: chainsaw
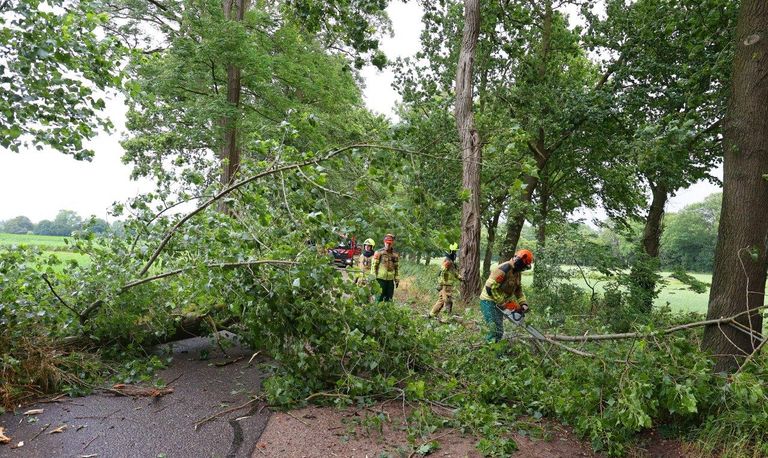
[[502, 309, 547, 341]]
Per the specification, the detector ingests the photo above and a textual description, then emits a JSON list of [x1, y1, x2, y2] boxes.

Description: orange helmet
[[513, 249, 534, 266]]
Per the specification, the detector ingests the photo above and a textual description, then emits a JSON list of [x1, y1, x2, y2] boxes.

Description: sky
[[0, 1, 720, 223]]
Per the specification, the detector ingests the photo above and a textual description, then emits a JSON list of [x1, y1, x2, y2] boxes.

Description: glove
[[519, 302, 529, 314], [502, 301, 518, 311]]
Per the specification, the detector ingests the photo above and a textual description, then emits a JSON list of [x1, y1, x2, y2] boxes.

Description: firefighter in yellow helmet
[[430, 243, 462, 318], [371, 234, 399, 302], [478, 249, 534, 342], [356, 238, 376, 286]]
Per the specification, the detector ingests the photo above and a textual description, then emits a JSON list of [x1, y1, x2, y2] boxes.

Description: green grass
[[47, 251, 91, 267], [526, 267, 713, 314], [0, 233, 70, 248], [0, 233, 91, 269]]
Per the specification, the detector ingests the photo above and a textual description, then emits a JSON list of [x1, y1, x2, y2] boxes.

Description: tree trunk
[[629, 181, 667, 312], [455, 0, 482, 301], [483, 208, 502, 279], [218, 0, 248, 212], [641, 181, 668, 259], [425, 253, 432, 266], [500, 161, 540, 260], [499, 1, 552, 260], [702, 0, 768, 372]]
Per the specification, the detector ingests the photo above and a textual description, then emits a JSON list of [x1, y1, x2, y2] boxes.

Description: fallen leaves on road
[[23, 409, 44, 416], [0, 426, 10, 444], [10, 441, 24, 449]]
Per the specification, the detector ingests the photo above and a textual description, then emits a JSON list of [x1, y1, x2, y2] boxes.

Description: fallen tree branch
[[137, 143, 410, 279], [516, 306, 768, 344], [42, 274, 80, 316], [80, 260, 297, 323]]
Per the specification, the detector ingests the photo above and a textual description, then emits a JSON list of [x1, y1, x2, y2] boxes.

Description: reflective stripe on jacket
[[372, 248, 399, 281], [479, 261, 526, 305]]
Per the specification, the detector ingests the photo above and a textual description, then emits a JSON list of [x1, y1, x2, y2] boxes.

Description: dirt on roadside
[[254, 404, 599, 458]]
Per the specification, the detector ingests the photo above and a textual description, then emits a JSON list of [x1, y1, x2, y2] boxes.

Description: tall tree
[[454, 0, 482, 299], [593, 0, 737, 307], [217, 0, 249, 212], [702, 0, 768, 372]]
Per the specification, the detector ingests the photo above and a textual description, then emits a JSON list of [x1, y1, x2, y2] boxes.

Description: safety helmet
[[363, 238, 375, 247], [449, 242, 458, 251], [513, 249, 534, 266], [383, 234, 395, 243]]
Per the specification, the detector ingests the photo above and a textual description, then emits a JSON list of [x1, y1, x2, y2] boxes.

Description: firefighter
[[371, 233, 399, 302], [430, 243, 462, 318], [356, 238, 376, 285], [479, 249, 534, 342]]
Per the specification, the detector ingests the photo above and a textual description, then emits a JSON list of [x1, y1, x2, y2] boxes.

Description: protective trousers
[[480, 299, 504, 342], [430, 285, 454, 317], [377, 278, 395, 302]]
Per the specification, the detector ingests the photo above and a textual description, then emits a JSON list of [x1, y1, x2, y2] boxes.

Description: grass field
[[0, 233, 70, 248], [0, 233, 90, 267]]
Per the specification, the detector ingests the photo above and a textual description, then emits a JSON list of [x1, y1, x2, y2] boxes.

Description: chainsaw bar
[[503, 310, 547, 341]]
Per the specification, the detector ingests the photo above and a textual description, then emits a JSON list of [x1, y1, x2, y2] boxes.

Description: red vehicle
[[328, 236, 361, 268]]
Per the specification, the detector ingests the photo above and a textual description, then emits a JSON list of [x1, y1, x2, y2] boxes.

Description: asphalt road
[[0, 334, 271, 458]]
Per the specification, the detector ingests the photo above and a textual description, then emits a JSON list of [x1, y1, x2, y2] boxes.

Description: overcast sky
[[0, 1, 720, 223]]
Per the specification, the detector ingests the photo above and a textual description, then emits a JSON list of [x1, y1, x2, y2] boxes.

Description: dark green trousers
[[376, 279, 395, 302]]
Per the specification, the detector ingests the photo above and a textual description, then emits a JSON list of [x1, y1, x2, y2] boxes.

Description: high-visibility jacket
[[371, 248, 399, 281], [479, 261, 527, 306], [358, 252, 374, 273], [438, 259, 461, 287]]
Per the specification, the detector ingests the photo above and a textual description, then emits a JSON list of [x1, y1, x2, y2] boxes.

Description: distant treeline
[[515, 193, 722, 273], [0, 210, 123, 237]]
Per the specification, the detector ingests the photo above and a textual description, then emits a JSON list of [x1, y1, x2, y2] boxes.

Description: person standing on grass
[[356, 238, 376, 286], [478, 249, 534, 342], [430, 243, 462, 318], [372, 234, 399, 302]]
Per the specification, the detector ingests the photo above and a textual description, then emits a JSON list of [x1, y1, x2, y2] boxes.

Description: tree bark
[[483, 208, 502, 279], [425, 253, 432, 266], [218, 0, 249, 212], [455, 0, 482, 301], [702, 0, 768, 372], [641, 181, 668, 258]]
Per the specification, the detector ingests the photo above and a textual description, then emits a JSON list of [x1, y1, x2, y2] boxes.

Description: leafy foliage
[[0, 0, 123, 159]]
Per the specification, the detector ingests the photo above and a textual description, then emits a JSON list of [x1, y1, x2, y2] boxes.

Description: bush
[[240, 258, 438, 406]]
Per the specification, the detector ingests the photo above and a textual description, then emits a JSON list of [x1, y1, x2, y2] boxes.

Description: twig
[[296, 167, 353, 198], [279, 170, 296, 221], [736, 337, 768, 373], [214, 356, 244, 367], [82, 433, 98, 451], [42, 274, 80, 315], [247, 351, 261, 365], [30, 423, 50, 441], [284, 411, 310, 427], [193, 398, 260, 430]]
